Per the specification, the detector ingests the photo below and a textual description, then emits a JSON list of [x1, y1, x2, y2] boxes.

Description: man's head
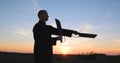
[[38, 10, 49, 22]]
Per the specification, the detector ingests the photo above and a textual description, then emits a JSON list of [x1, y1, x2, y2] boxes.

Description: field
[[0, 51, 120, 63]]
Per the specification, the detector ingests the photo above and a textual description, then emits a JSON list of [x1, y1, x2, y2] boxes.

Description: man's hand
[[57, 36, 62, 41]]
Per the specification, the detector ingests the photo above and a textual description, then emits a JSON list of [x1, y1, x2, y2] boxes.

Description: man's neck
[[39, 20, 46, 25]]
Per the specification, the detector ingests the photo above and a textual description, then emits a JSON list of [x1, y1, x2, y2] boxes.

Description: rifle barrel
[[78, 33, 97, 38]]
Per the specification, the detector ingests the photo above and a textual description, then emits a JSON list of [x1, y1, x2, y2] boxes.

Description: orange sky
[[0, 37, 120, 55]]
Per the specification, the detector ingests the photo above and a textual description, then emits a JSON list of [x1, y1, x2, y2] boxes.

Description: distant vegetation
[[0, 51, 120, 63]]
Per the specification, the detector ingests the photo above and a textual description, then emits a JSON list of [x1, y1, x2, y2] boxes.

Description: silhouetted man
[[33, 10, 77, 63]]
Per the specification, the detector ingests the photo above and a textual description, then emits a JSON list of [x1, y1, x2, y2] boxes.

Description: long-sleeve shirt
[[33, 21, 74, 62]]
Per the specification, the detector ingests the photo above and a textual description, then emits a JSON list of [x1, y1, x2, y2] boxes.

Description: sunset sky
[[0, 0, 120, 55]]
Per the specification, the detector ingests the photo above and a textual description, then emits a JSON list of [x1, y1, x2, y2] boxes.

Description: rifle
[[55, 18, 97, 43]]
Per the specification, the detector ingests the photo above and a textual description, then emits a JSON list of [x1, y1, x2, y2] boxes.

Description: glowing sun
[[61, 47, 70, 55]]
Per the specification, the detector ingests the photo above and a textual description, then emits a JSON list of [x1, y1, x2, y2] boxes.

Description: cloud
[[13, 27, 32, 36], [31, 0, 44, 11], [32, 0, 40, 9], [79, 23, 92, 32]]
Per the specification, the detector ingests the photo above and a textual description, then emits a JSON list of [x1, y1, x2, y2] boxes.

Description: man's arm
[[49, 25, 76, 37]]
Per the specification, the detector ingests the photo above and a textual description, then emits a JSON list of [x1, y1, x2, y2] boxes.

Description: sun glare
[[61, 47, 70, 55]]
